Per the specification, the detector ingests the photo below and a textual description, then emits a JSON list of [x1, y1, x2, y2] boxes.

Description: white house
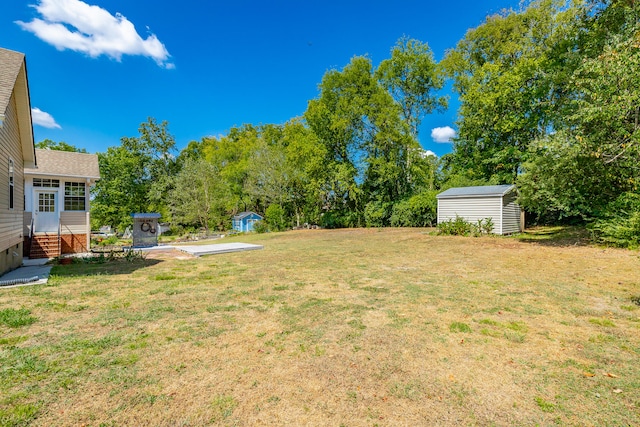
[[436, 184, 522, 235], [24, 149, 100, 258]]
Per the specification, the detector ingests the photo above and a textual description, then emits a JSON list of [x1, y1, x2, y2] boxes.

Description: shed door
[[34, 191, 59, 232]]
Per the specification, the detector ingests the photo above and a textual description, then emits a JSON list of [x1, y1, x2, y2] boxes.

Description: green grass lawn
[[1, 228, 639, 426]]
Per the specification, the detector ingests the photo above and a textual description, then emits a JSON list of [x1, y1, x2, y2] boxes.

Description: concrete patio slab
[[173, 242, 264, 257], [0, 262, 52, 288]]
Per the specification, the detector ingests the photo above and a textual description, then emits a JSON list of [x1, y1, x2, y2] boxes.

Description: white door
[[34, 191, 59, 232]]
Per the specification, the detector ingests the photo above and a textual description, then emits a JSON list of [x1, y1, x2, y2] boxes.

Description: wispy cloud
[[31, 107, 61, 129], [16, 0, 173, 68], [418, 148, 437, 158], [431, 126, 456, 143]]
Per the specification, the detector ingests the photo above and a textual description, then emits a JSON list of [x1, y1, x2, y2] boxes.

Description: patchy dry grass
[[1, 227, 639, 426]]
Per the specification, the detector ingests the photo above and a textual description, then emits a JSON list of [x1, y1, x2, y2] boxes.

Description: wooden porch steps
[[30, 234, 60, 259]]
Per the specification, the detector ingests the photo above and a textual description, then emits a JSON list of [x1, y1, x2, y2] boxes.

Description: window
[[64, 182, 85, 211], [9, 159, 14, 209], [33, 178, 60, 187], [39, 192, 55, 212]]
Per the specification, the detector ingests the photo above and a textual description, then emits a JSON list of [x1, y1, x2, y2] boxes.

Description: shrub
[[390, 199, 413, 227], [475, 217, 494, 235], [437, 216, 473, 235], [364, 201, 392, 227], [98, 235, 119, 246], [265, 204, 287, 232], [589, 191, 640, 248], [252, 220, 269, 234], [437, 216, 494, 236], [390, 191, 438, 227], [320, 210, 362, 229]]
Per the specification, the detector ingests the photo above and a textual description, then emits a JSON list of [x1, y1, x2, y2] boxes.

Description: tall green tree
[[36, 139, 87, 153], [281, 119, 327, 226], [169, 158, 230, 232], [442, 0, 583, 183], [120, 117, 179, 214], [376, 37, 447, 138], [202, 124, 260, 214], [245, 136, 291, 211], [305, 56, 376, 224], [305, 55, 427, 225], [91, 146, 147, 230], [91, 118, 178, 230], [518, 2, 640, 222]]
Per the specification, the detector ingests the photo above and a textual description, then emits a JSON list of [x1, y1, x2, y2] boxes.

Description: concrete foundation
[[0, 242, 23, 277]]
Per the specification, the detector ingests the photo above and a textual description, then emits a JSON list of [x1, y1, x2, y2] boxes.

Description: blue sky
[[2, 0, 521, 156]]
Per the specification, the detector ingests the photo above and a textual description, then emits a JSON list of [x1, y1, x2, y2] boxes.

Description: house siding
[[438, 196, 503, 233], [0, 91, 25, 273], [61, 211, 88, 234]]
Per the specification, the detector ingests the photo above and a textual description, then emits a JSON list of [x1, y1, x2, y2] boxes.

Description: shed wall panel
[[438, 197, 502, 233], [501, 192, 521, 234]]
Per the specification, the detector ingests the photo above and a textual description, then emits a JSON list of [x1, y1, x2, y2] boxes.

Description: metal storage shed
[[131, 213, 161, 247], [436, 185, 521, 235]]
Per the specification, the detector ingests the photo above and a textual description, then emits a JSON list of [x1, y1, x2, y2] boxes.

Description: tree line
[[81, 0, 638, 246]]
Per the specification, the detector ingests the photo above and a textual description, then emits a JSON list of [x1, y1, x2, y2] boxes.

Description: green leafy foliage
[[517, 131, 625, 223], [437, 216, 474, 236], [35, 139, 87, 153], [169, 158, 230, 233], [442, 0, 580, 183], [252, 220, 268, 234], [589, 192, 640, 248], [91, 118, 177, 231], [390, 191, 438, 227], [364, 200, 392, 227], [437, 216, 494, 236], [265, 204, 288, 232]]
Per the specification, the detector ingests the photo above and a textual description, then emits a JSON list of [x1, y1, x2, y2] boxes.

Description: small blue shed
[[232, 211, 263, 232]]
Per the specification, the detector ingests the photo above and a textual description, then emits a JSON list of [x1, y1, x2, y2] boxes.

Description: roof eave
[[25, 171, 100, 180], [15, 59, 36, 168], [436, 185, 517, 199], [437, 194, 507, 199]]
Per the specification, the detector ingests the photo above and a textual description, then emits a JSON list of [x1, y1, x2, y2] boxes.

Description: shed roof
[[436, 184, 516, 199], [25, 149, 100, 180], [233, 211, 262, 220], [132, 213, 161, 219]]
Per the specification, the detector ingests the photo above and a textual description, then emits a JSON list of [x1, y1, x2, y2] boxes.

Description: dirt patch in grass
[[1, 228, 639, 426]]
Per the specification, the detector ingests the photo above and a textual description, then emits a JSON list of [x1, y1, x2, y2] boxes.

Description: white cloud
[[31, 107, 61, 129], [418, 148, 437, 158], [16, 0, 173, 68], [431, 126, 456, 143]]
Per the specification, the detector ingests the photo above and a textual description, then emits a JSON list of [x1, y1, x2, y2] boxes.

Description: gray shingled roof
[[0, 48, 25, 119], [436, 184, 516, 199], [25, 149, 100, 179], [233, 211, 262, 220]]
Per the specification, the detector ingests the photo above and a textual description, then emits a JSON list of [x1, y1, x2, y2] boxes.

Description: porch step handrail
[[28, 216, 34, 257], [57, 222, 61, 257]]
